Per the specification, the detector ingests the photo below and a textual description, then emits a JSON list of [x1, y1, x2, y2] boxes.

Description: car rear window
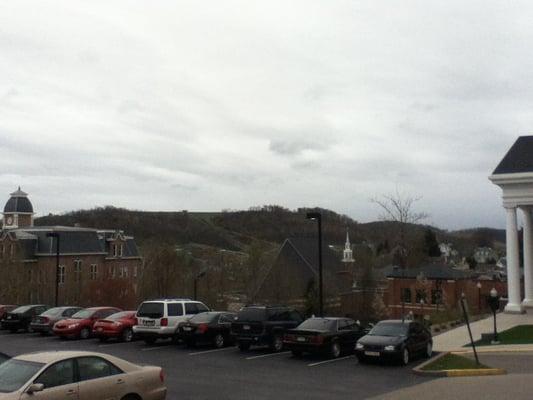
[[137, 303, 165, 318], [106, 312, 131, 320], [236, 308, 267, 322], [41, 308, 63, 317], [11, 305, 32, 314], [189, 312, 218, 323], [72, 309, 94, 319], [297, 318, 336, 331]]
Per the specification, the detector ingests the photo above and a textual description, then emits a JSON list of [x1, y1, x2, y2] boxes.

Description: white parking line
[[246, 351, 291, 360], [98, 342, 135, 348], [141, 346, 167, 352], [307, 355, 355, 367], [189, 347, 235, 356]]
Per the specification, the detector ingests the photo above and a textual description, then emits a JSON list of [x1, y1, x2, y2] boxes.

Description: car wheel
[[425, 342, 433, 358], [238, 341, 251, 351], [270, 335, 283, 352], [122, 328, 133, 343], [214, 334, 225, 348], [291, 350, 302, 357], [330, 341, 341, 359], [144, 338, 156, 345], [80, 328, 90, 340], [401, 347, 410, 366]]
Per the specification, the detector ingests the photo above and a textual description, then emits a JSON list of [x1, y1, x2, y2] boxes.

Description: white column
[[521, 207, 533, 307], [505, 206, 524, 313]]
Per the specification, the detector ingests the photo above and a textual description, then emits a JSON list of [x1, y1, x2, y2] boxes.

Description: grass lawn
[[422, 353, 489, 371], [472, 325, 533, 346]]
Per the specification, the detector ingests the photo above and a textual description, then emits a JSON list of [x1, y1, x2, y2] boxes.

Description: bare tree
[[371, 188, 428, 267]]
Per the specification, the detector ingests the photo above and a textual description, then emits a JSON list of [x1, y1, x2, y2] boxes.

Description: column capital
[[504, 205, 518, 211]]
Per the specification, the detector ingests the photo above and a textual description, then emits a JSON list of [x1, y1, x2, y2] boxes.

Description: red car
[[0, 305, 17, 324], [93, 310, 137, 342], [53, 306, 121, 339]]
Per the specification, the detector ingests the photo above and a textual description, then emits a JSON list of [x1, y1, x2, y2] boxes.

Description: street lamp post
[[46, 232, 60, 307], [193, 270, 206, 301], [306, 212, 323, 317], [489, 288, 500, 345], [477, 282, 482, 312]]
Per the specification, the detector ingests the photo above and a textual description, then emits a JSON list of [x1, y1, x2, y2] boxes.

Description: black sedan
[[284, 317, 366, 359], [1, 304, 50, 333], [179, 312, 236, 348], [355, 320, 432, 365]]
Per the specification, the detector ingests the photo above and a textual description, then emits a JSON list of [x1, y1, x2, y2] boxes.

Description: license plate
[[7, 316, 12, 320], [364, 351, 380, 357], [297, 337, 306, 342], [97, 327, 103, 332], [143, 320, 155, 326], [183, 326, 192, 331], [243, 325, 250, 330]]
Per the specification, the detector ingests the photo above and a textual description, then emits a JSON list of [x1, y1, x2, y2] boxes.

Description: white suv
[[133, 298, 210, 344]]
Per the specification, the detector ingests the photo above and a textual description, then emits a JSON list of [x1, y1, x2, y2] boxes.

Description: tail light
[[159, 368, 165, 383], [310, 335, 325, 345], [160, 318, 168, 327], [284, 334, 296, 342], [198, 323, 209, 334], [42, 317, 50, 324]]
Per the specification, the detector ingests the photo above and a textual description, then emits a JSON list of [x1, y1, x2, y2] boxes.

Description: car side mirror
[[26, 383, 44, 394]]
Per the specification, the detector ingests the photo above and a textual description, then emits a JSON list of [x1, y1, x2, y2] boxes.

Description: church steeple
[[342, 229, 354, 263], [3, 187, 34, 229]]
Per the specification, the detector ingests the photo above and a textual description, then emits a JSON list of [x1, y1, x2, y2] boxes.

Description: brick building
[[0, 188, 142, 309], [383, 263, 507, 319]]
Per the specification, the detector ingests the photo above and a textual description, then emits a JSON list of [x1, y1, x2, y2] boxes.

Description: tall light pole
[[489, 288, 500, 344], [46, 232, 60, 307], [477, 281, 482, 312], [306, 212, 323, 317]]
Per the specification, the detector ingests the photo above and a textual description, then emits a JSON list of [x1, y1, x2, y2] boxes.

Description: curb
[[412, 352, 507, 378], [452, 347, 533, 354]]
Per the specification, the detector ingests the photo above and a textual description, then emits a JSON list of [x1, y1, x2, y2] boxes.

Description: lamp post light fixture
[[477, 281, 482, 312], [489, 288, 500, 345], [306, 211, 324, 317], [46, 232, 60, 307], [194, 270, 207, 301]]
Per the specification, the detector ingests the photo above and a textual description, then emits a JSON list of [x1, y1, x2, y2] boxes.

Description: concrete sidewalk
[[433, 311, 533, 352]]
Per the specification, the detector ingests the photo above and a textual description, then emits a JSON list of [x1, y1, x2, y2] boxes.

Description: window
[[185, 303, 199, 315], [77, 357, 122, 382], [58, 265, 66, 285], [290, 310, 303, 322], [118, 266, 124, 278], [113, 244, 118, 257], [401, 288, 411, 303], [111, 266, 116, 278], [90, 264, 98, 280], [119, 244, 124, 257], [123, 266, 128, 278], [74, 260, 82, 282], [415, 289, 427, 304], [219, 314, 234, 324], [431, 289, 443, 305], [10, 244, 15, 257], [168, 303, 184, 317], [196, 303, 209, 313], [133, 266, 138, 278], [339, 319, 357, 331], [35, 359, 75, 389]]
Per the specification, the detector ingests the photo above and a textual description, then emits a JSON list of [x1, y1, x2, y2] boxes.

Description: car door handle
[[116, 378, 125, 385], [66, 389, 77, 396]]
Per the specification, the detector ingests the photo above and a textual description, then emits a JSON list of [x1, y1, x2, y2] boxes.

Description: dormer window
[[113, 244, 118, 257], [119, 244, 124, 257]]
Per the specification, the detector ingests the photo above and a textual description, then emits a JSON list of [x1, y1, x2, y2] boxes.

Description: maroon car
[[0, 305, 17, 324], [93, 311, 137, 342], [53, 307, 121, 339]]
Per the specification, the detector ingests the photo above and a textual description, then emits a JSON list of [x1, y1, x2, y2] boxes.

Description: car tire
[[214, 334, 225, 348], [238, 341, 251, 351], [270, 334, 283, 352], [330, 341, 341, 359], [401, 347, 410, 366], [122, 328, 134, 343], [425, 342, 433, 358], [80, 328, 90, 340], [291, 350, 302, 357]]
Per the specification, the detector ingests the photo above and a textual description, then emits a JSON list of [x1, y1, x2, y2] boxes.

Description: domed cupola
[[3, 187, 34, 229]]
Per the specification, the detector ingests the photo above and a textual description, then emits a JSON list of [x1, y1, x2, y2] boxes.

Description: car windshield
[[71, 310, 94, 319], [137, 303, 164, 318], [297, 318, 336, 331], [0, 359, 44, 393], [11, 305, 32, 314], [41, 308, 64, 317], [107, 312, 132, 320], [369, 322, 408, 337], [190, 312, 218, 323], [236, 308, 267, 322]]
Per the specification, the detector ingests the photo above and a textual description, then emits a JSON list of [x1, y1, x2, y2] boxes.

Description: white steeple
[[342, 229, 355, 263]]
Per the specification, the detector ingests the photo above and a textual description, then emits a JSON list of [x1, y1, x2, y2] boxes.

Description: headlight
[[355, 343, 364, 350], [68, 324, 79, 329], [384, 345, 396, 351]]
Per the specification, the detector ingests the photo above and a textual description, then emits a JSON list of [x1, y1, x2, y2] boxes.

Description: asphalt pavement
[[0, 330, 435, 400]]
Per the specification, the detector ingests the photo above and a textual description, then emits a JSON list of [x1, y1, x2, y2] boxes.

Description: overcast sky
[[1, 1, 532, 230]]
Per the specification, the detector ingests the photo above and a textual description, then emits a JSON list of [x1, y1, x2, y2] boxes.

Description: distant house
[[474, 247, 498, 264], [0, 188, 142, 309]]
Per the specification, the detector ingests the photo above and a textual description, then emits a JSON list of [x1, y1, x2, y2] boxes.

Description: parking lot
[[0, 330, 436, 399]]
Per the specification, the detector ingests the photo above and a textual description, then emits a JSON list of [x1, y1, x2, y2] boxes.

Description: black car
[[284, 317, 366, 359], [0, 352, 9, 365], [30, 306, 82, 335], [179, 311, 236, 348], [355, 320, 432, 365], [1, 304, 50, 333], [231, 305, 303, 352]]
